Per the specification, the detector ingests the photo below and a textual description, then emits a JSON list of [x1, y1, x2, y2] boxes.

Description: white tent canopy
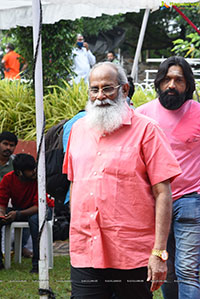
[[0, 0, 199, 29]]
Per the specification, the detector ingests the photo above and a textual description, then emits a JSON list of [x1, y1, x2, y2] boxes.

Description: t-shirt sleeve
[[2, 53, 9, 64], [32, 191, 39, 206], [63, 130, 73, 182], [142, 122, 182, 186], [0, 175, 11, 207]]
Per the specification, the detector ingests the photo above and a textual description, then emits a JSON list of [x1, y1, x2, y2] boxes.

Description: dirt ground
[[53, 239, 69, 256]]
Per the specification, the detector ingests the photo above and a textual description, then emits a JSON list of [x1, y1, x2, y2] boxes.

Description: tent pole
[[131, 8, 150, 82], [32, 0, 49, 298]]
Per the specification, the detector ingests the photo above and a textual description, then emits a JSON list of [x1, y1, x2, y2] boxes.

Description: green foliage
[[1, 14, 124, 87], [117, 5, 200, 58], [79, 14, 125, 37], [172, 4, 200, 37], [43, 79, 88, 131], [172, 32, 200, 58], [118, 9, 179, 57], [170, 3, 200, 58], [2, 20, 80, 87], [0, 79, 88, 140], [132, 85, 156, 107], [0, 80, 35, 140], [0, 79, 199, 141]]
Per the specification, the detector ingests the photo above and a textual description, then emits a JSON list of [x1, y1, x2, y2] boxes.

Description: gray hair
[[77, 33, 83, 39], [89, 62, 128, 85]]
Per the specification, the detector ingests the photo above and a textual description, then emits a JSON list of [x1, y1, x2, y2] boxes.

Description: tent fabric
[[0, 0, 199, 29]]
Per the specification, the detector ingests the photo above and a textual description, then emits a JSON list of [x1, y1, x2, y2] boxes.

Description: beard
[[158, 88, 187, 110], [85, 89, 128, 134], [2, 150, 12, 157], [20, 171, 37, 182]]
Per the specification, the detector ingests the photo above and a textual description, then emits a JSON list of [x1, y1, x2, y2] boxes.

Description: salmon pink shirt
[[136, 99, 200, 201], [63, 106, 181, 269]]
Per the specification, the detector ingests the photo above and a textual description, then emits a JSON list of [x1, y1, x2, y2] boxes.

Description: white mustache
[[92, 98, 116, 107]]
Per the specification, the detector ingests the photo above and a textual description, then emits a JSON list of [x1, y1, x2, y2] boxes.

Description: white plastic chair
[[4, 220, 53, 269]]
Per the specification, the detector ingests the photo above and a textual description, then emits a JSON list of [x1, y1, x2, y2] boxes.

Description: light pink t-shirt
[[136, 99, 200, 200], [63, 106, 181, 269]]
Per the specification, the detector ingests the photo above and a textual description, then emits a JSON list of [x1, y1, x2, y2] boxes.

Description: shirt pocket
[[102, 146, 138, 178]]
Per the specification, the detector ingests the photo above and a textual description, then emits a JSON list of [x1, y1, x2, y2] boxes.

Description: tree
[[117, 8, 189, 58], [80, 14, 125, 37], [1, 15, 125, 87], [1, 20, 80, 88], [172, 33, 200, 58], [171, 3, 200, 58]]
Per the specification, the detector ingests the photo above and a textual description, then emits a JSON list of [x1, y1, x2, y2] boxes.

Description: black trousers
[[71, 265, 152, 299]]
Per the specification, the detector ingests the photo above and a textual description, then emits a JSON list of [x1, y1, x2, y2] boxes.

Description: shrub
[[0, 79, 88, 140], [0, 80, 199, 140], [132, 84, 156, 107]]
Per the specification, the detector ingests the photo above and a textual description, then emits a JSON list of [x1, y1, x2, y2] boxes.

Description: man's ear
[[122, 83, 130, 98], [16, 170, 23, 176]]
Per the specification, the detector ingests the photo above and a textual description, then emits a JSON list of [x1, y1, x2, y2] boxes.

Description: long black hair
[[154, 56, 195, 100]]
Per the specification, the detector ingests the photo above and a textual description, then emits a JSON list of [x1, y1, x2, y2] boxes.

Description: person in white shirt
[[71, 34, 96, 84]]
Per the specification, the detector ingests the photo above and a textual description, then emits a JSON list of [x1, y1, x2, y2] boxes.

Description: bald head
[[89, 63, 118, 88], [89, 62, 128, 86], [89, 62, 129, 102]]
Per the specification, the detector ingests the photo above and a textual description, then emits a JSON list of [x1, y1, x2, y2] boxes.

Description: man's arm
[[84, 42, 96, 66], [0, 205, 7, 225], [21, 60, 28, 72], [5, 205, 38, 222], [0, 205, 6, 216], [1, 58, 9, 72], [1, 59, 5, 69], [147, 179, 172, 292]]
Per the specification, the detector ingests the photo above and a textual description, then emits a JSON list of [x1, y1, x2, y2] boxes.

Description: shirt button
[[90, 214, 94, 218], [94, 236, 97, 240], [102, 134, 106, 137], [93, 171, 97, 175], [97, 152, 101, 156], [90, 192, 93, 196]]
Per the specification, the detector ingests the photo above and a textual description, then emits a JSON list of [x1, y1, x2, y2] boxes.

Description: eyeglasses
[[89, 85, 121, 97]]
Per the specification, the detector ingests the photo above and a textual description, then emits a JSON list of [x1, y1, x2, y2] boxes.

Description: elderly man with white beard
[[63, 62, 182, 299]]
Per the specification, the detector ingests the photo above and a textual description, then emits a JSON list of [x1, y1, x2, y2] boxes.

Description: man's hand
[[147, 254, 167, 292], [83, 42, 89, 51], [0, 215, 7, 226], [5, 210, 17, 222], [0, 206, 7, 225]]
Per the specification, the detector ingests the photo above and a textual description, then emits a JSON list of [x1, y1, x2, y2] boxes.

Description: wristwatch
[[151, 249, 168, 261]]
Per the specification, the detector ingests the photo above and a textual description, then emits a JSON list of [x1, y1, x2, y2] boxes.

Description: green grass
[[0, 255, 163, 298], [0, 255, 71, 298]]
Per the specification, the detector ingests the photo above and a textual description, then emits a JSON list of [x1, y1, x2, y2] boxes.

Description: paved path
[[53, 239, 69, 256]]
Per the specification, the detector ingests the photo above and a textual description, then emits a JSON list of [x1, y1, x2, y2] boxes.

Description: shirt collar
[[0, 155, 13, 167], [121, 102, 134, 126]]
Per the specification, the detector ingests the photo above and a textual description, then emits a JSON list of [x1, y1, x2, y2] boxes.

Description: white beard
[[85, 89, 128, 134]]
